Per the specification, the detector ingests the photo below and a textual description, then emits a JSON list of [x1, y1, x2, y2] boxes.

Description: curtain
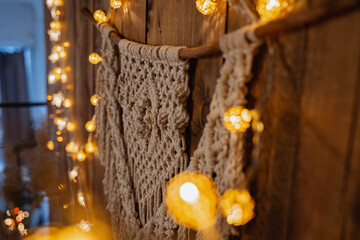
[[0, 51, 33, 143]]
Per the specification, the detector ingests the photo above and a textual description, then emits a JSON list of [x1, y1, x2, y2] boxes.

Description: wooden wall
[[64, 0, 360, 239]]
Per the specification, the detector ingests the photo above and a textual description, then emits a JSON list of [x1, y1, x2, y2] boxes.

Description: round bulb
[[66, 122, 76, 132], [196, 0, 217, 15], [50, 21, 61, 31], [110, 0, 122, 9], [85, 142, 96, 153], [77, 150, 86, 161], [90, 94, 100, 106], [47, 94, 53, 101], [89, 53, 102, 64], [63, 99, 72, 108], [93, 10, 107, 23], [179, 182, 200, 204], [85, 120, 96, 132], [47, 141, 54, 151]]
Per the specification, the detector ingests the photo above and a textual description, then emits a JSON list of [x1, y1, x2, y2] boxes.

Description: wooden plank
[[226, 4, 307, 240], [112, 0, 147, 43], [286, 10, 360, 240]]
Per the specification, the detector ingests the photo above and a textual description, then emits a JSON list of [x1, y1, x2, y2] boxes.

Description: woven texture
[[96, 33, 190, 239], [95, 23, 262, 239], [189, 25, 262, 239]]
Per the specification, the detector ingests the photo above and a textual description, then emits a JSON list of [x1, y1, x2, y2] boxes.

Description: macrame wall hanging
[[94, 18, 262, 239]]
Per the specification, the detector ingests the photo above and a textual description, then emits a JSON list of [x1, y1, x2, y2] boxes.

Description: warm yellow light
[[76, 150, 86, 161], [46, 0, 63, 8], [66, 122, 76, 132], [196, 0, 217, 15], [90, 94, 100, 106], [179, 182, 200, 204], [110, 0, 122, 9], [48, 73, 56, 84], [223, 106, 252, 133], [85, 120, 96, 132], [69, 166, 79, 180], [63, 99, 72, 108], [85, 142, 96, 153], [50, 21, 61, 31], [77, 192, 86, 207], [166, 171, 218, 230], [220, 189, 255, 226], [63, 41, 70, 47], [47, 94, 53, 101], [56, 131, 61, 135], [77, 220, 92, 232], [51, 92, 64, 108], [61, 73, 68, 83], [54, 117, 64, 126], [47, 141, 55, 151], [88, 53, 102, 65], [48, 29, 61, 42], [54, 67, 62, 74], [63, 204, 68, 209], [56, 10, 61, 15], [48, 52, 59, 63], [58, 184, 64, 190], [93, 10, 108, 23], [66, 142, 75, 153], [257, 0, 292, 21], [57, 136, 63, 142]]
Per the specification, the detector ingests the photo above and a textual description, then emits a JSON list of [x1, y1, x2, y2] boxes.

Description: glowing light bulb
[[89, 53, 102, 64], [223, 106, 252, 133], [49, 52, 60, 63], [76, 150, 86, 161], [63, 41, 70, 47], [47, 141, 55, 150], [47, 94, 53, 101], [51, 92, 65, 108], [48, 73, 56, 84], [50, 21, 61, 31], [85, 142, 96, 153], [48, 29, 61, 41], [46, 0, 63, 7], [220, 189, 255, 226], [56, 131, 61, 135], [90, 94, 100, 106], [58, 184, 64, 190], [110, 0, 122, 9], [179, 182, 200, 204], [196, 0, 217, 15], [77, 192, 86, 207], [85, 120, 96, 132], [66, 122, 76, 132], [257, 0, 292, 21], [66, 141, 77, 153], [4, 218, 12, 226], [57, 136, 63, 142], [63, 99, 72, 108], [77, 219, 92, 232], [166, 171, 218, 230], [63, 204, 69, 209], [69, 166, 79, 180], [61, 73, 68, 83], [93, 10, 108, 23], [54, 67, 62, 74]]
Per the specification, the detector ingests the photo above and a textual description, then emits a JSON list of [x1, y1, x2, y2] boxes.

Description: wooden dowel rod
[[81, 0, 360, 59]]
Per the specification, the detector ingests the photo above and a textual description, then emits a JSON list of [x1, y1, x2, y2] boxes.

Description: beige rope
[[95, 22, 262, 239]]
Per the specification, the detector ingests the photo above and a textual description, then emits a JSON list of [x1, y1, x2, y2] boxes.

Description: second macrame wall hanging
[[95, 19, 263, 239]]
